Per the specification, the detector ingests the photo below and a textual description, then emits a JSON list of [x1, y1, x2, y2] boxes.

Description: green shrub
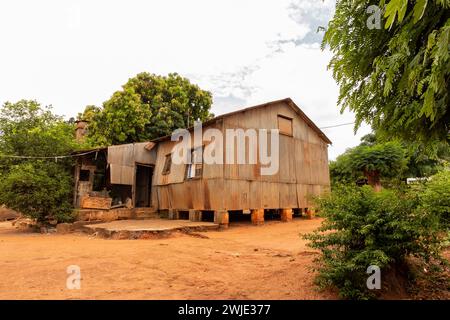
[[305, 185, 443, 299], [0, 161, 75, 223], [419, 169, 450, 230]]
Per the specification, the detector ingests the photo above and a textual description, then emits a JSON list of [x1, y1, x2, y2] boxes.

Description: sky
[[0, 0, 371, 159]]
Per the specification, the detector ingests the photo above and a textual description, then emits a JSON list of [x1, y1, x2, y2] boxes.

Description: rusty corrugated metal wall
[[107, 142, 156, 185]]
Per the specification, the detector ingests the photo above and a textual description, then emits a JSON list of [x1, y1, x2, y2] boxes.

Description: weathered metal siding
[[153, 100, 330, 211], [108, 142, 156, 185]]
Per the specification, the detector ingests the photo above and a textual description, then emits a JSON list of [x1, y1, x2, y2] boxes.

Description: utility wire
[[0, 149, 100, 160], [319, 122, 355, 129]]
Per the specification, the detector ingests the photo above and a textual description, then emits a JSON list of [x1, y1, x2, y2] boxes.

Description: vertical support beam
[[214, 210, 229, 228], [131, 165, 137, 209], [168, 209, 179, 220], [189, 209, 202, 222], [73, 161, 80, 207], [306, 208, 315, 219], [251, 209, 264, 225], [280, 208, 293, 222]]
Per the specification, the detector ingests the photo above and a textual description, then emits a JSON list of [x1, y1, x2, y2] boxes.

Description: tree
[[0, 100, 77, 158], [323, 1, 450, 143], [0, 162, 73, 222], [86, 87, 151, 146], [350, 142, 407, 191], [329, 153, 359, 186], [331, 140, 407, 190], [77, 104, 101, 123], [0, 100, 78, 222], [330, 131, 450, 187], [85, 72, 213, 146], [359, 133, 377, 146], [402, 140, 450, 177]]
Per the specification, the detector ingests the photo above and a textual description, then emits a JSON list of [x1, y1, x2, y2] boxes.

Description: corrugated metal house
[[73, 98, 331, 226]]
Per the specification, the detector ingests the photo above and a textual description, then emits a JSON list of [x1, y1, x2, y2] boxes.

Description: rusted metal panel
[[106, 142, 155, 185], [279, 183, 297, 208], [223, 179, 249, 210], [107, 142, 155, 166], [133, 142, 156, 164], [108, 144, 134, 166], [110, 163, 134, 185], [144, 142, 156, 151]]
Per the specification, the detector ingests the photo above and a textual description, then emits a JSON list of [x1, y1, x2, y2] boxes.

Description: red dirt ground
[[0, 218, 447, 300]]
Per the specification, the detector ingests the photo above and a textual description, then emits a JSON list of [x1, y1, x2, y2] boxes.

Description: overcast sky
[[0, 0, 371, 159]]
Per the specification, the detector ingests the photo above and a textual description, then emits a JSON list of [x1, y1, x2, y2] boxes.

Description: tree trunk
[[365, 170, 382, 192]]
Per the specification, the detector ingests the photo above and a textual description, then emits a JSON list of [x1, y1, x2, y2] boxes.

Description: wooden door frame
[[133, 163, 154, 208]]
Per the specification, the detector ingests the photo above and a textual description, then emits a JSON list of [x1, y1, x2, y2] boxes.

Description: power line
[[0, 149, 100, 160], [319, 122, 355, 129]]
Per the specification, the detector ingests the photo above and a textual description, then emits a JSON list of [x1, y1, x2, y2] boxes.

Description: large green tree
[[0, 100, 77, 158], [0, 100, 78, 222], [324, 0, 450, 143], [85, 72, 213, 145]]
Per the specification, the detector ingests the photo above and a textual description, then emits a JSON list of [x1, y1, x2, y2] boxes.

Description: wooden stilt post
[[251, 209, 264, 225], [168, 209, 179, 220], [214, 210, 229, 228], [280, 208, 293, 222], [306, 208, 315, 219], [189, 209, 202, 222]]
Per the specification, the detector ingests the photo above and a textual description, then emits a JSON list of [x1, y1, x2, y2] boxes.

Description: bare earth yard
[[1, 218, 448, 300], [0, 218, 337, 300]]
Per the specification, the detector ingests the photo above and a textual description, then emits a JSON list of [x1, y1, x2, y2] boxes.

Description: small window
[[278, 115, 293, 136], [79, 169, 90, 181], [185, 147, 203, 179], [162, 154, 172, 175]]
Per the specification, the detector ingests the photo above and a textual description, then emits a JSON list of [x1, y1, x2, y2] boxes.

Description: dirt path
[[0, 218, 337, 300]]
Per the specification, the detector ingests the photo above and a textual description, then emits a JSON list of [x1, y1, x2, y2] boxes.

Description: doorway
[[135, 164, 153, 207]]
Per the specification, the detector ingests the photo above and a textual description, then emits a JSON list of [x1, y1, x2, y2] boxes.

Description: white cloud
[[0, 0, 371, 159]]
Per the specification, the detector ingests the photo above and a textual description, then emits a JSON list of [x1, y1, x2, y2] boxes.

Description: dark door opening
[[135, 165, 153, 207]]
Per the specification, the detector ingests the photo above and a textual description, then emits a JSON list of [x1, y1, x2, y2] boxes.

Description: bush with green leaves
[[305, 185, 443, 299], [419, 169, 450, 229], [0, 162, 74, 222]]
